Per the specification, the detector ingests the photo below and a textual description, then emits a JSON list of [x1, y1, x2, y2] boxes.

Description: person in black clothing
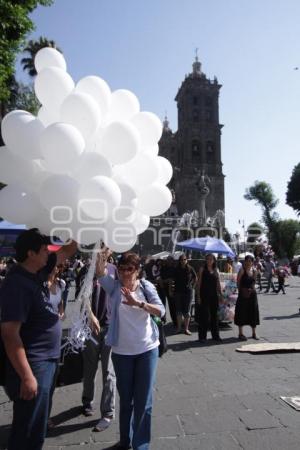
[[158, 257, 176, 326], [234, 255, 260, 340], [196, 253, 223, 343], [0, 228, 76, 450], [174, 254, 197, 335]]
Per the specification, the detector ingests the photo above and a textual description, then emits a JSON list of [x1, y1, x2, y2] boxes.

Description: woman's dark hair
[[118, 252, 140, 270], [244, 255, 254, 263], [204, 253, 217, 270]]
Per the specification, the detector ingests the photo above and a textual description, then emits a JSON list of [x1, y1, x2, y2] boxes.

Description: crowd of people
[[0, 230, 299, 450]]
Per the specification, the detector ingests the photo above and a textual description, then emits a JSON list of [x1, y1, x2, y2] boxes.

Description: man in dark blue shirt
[[0, 228, 77, 450]]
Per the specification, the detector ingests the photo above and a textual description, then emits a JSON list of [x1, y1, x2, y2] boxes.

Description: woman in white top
[[96, 251, 165, 450]]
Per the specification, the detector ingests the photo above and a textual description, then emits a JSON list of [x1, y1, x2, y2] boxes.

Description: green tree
[[21, 37, 61, 77], [0, 0, 53, 106], [286, 163, 300, 216], [244, 181, 279, 237], [247, 222, 264, 244], [271, 219, 300, 259]]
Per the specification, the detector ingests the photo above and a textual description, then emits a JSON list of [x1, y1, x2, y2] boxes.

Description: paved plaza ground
[[1, 278, 300, 449]]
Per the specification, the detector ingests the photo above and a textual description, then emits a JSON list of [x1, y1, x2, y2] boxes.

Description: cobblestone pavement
[[1, 278, 300, 449]]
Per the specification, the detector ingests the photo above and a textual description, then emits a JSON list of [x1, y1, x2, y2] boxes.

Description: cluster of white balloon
[[0, 48, 173, 252]]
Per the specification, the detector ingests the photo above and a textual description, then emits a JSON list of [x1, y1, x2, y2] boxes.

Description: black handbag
[[140, 280, 168, 357], [56, 335, 83, 387], [0, 335, 6, 387]]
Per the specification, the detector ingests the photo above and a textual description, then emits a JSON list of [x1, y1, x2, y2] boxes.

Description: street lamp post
[[238, 219, 246, 253]]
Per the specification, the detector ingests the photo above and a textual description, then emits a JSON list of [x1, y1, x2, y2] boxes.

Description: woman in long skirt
[[234, 255, 260, 340]]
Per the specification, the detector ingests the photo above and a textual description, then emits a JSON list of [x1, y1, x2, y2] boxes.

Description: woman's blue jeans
[[112, 347, 158, 450], [5, 359, 57, 450]]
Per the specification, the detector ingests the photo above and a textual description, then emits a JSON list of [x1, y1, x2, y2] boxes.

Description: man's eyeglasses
[[118, 265, 136, 273]]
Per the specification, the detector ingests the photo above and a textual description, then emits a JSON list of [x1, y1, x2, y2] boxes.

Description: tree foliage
[[21, 37, 61, 77], [244, 181, 279, 234], [286, 163, 300, 216], [0, 0, 53, 104], [270, 219, 300, 259]]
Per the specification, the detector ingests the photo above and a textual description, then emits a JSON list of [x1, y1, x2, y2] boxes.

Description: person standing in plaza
[[96, 251, 165, 450], [0, 228, 76, 450], [232, 256, 242, 274], [81, 249, 117, 433], [263, 255, 276, 293], [174, 254, 197, 335], [196, 253, 223, 343], [234, 255, 260, 340]]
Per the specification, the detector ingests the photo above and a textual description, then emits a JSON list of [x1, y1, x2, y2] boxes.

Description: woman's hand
[[95, 248, 108, 277], [121, 287, 140, 307], [90, 313, 100, 335]]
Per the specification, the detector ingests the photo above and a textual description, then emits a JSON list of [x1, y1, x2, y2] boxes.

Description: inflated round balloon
[[71, 152, 112, 183], [35, 47, 67, 73], [132, 211, 150, 235], [60, 91, 102, 141], [137, 183, 173, 216], [0, 184, 41, 225], [40, 122, 85, 174], [103, 217, 137, 253], [34, 67, 74, 110], [131, 112, 163, 147], [114, 153, 160, 191], [96, 121, 140, 165], [0, 147, 48, 189], [75, 76, 111, 116], [113, 182, 137, 221], [79, 175, 121, 220], [157, 156, 173, 185], [142, 144, 159, 156], [107, 89, 140, 122], [2, 110, 33, 152], [38, 105, 60, 127], [39, 174, 79, 211]]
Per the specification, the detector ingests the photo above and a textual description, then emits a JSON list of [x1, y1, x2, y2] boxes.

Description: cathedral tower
[[159, 55, 225, 219]]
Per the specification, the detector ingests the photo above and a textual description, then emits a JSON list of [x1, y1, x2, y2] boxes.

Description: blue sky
[[16, 0, 300, 234]]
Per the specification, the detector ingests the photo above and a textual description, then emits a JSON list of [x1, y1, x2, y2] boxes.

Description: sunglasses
[[118, 265, 136, 273]]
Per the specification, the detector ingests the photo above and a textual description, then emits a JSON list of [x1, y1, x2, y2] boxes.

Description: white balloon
[[60, 91, 102, 141], [75, 76, 111, 115], [142, 144, 159, 156], [39, 174, 79, 211], [38, 105, 60, 127], [137, 183, 172, 216], [35, 47, 67, 73], [79, 176, 121, 220], [113, 153, 160, 190], [96, 121, 140, 165], [34, 67, 74, 110], [103, 217, 137, 253], [0, 184, 41, 224], [107, 89, 140, 123], [71, 151, 112, 183], [131, 112, 163, 147], [113, 182, 137, 221], [2, 110, 34, 153], [40, 122, 85, 173], [157, 156, 173, 185], [132, 210, 150, 235], [0, 146, 48, 189]]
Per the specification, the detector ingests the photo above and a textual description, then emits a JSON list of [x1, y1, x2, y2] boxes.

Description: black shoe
[[112, 443, 132, 449], [212, 337, 223, 344], [82, 404, 94, 416]]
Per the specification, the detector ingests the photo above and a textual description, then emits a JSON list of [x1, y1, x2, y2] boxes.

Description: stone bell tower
[[159, 53, 225, 220]]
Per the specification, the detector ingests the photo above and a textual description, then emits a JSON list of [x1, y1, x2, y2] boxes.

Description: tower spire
[[193, 48, 201, 75]]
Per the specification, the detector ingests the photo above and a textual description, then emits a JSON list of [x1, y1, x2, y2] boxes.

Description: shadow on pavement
[[264, 313, 300, 320], [50, 405, 82, 426], [46, 418, 96, 437], [167, 336, 239, 352]]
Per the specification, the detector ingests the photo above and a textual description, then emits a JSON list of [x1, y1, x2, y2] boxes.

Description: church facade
[[137, 57, 225, 255]]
